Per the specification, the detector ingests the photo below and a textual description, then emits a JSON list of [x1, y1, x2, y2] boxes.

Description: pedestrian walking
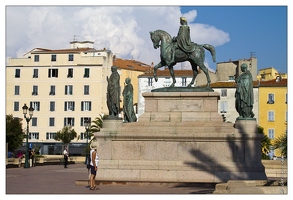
[[17, 151, 23, 168], [63, 146, 69, 168], [30, 149, 35, 167]]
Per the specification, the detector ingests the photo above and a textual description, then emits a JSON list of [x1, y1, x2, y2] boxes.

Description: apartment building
[[258, 78, 287, 157], [6, 41, 114, 155], [257, 66, 288, 81], [6, 41, 153, 155]]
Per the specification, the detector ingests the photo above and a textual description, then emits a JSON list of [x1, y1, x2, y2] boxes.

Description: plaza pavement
[[5, 163, 216, 195]]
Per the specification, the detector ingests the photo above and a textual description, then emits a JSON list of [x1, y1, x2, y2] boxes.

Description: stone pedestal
[[94, 92, 266, 183]]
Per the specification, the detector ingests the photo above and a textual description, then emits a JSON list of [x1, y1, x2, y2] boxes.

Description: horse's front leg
[[169, 65, 176, 87], [153, 62, 163, 82]]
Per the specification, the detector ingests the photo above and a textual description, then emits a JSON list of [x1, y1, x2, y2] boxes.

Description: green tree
[[54, 126, 77, 145], [89, 115, 103, 134], [6, 114, 25, 152], [273, 133, 287, 157], [258, 126, 271, 159], [83, 115, 103, 157]]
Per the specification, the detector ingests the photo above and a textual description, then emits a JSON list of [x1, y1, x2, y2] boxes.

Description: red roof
[[113, 58, 152, 72]]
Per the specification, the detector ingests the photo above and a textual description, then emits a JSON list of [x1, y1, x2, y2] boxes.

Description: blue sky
[[180, 6, 287, 73], [4, 3, 289, 74]]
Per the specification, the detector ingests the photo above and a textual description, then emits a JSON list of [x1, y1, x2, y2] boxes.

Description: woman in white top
[[89, 142, 99, 190]]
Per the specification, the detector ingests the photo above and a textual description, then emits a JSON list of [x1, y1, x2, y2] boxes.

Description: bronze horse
[[150, 29, 216, 87]]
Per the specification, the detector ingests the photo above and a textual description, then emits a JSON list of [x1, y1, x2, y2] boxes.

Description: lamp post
[[22, 103, 34, 168], [84, 118, 90, 164]]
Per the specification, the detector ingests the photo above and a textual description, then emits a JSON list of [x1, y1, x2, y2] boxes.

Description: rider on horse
[[169, 17, 196, 66]]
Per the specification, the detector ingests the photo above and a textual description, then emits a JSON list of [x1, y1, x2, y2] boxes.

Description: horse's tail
[[202, 44, 216, 62]]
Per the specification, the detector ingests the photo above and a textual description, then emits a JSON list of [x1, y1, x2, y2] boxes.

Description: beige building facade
[[6, 41, 114, 154], [6, 41, 151, 155]]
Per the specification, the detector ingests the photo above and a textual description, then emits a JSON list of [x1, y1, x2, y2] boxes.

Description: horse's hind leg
[[199, 63, 211, 87], [168, 64, 176, 87], [187, 61, 198, 87]]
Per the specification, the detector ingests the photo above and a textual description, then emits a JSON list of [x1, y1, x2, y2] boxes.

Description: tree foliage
[[6, 114, 25, 152], [83, 115, 103, 155], [89, 115, 103, 134], [54, 126, 77, 145], [273, 133, 287, 157], [258, 126, 271, 159]]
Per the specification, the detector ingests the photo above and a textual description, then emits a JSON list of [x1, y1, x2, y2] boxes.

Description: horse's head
[[150, 31, 160, 49]]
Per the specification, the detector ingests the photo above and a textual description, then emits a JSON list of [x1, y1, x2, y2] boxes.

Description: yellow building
[[258, 78, 287, 157], [6, 41, 150, 155], [257, 67, 287, 81]]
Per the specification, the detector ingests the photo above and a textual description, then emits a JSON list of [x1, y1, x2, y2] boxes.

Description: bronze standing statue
[[106, 66, 120, 119], [150, 17, 216, 88], [235, 63, 255, 119], [122, 78, 137, 123]]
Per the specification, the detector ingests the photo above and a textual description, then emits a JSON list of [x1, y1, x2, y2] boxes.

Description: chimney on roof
[[70, 41, 94, 49]]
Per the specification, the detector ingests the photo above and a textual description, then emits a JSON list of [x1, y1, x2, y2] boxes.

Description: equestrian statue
[[150, 17, 216, 88]]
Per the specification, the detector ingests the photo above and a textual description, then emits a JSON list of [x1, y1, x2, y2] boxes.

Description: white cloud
[[6, 6, 230, 68]]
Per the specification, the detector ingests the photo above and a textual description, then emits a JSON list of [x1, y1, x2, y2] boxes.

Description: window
[[67, 68, 73, 78], [33, 69, 38, 78], [81, 101, 92, 111], [148, 78, 153, 86], [220, 101, 227, 113], [29, 132, 39, 140], [15, 69, 20, 78], [165, 78, 171, 87], [84, 85, 89, 95], [65, 85, 73, 95], [48, 69, 58, 78], [80, 132, 85, 140], [221, 89, 227, 97], [80, 117, 91, 126], [30, 101, 40, 111], [229, 76, 235, 80], [267, 93, 274, 104], [268, 111, 274, 121], [50, 101, 55, 111], [49, 85, 55, 95], [49, 117, 55, 126], [46, 132, 56, 140], [14, 85, 20, 95], [84, 68, 90, 78], [32, 85, 38, 95], [31, 117, 37, 126], [51, 55, 56, 61], [68, 54, 74, 61], [64, 117, 75, 126], [64, 101, 75, 111], [268, 129, 275, 139], [182, 77, 187, 86], [14, 102, 19, 111], [34, 55, 39, 62]]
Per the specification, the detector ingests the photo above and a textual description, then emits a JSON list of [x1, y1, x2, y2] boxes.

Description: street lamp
[[22, 103, 34, 168], [84, 118, 90, 165]]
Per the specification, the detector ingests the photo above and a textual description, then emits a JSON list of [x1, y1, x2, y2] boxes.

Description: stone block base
[[94, 92, 266, 183]]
